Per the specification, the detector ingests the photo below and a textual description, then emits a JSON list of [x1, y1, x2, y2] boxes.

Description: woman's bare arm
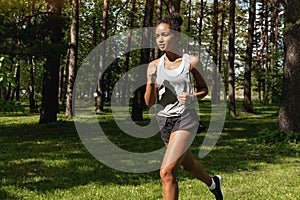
[[144, 60, 159, 107], [190, 55, 208, 100]]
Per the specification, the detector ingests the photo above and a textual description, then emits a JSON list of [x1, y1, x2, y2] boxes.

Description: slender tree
[[121, 0, 136, 106], [218, 4, 225, 74], [39, 0, 65, 124], [96, 0, 109, 112], [164, 0, 181, 13], [186, 0, 192, 33], [242, 0, 256, 113], [228, 0, 236, 117], [211, 0, 219, 104], [131, 0, 155, 121], [154, 0, 162, 59], [66, 0, 79, 117], [197, 0, 205, 46], [28, 56, 36, 112], [256, 0, 267, 101], [13, 59, 20, 101], [279, 0, 300, 132]]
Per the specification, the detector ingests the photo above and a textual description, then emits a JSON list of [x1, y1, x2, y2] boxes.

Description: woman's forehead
[[156, 23, 171, 32]]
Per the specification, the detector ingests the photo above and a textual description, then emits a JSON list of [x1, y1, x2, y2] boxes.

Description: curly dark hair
[[156, 12, 183, 32]]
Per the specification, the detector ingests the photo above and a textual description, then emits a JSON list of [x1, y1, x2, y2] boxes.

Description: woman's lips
[[159, 44, 166, 48]]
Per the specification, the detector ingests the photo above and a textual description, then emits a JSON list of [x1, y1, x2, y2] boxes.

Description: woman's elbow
[[144, 95, 154, 108], [203, 88, 209, 96], [145, 100, 155, 108]]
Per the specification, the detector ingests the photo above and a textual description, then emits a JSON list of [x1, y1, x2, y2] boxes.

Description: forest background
[[0, 0, 300, 199], [0, 0, 299, 132]]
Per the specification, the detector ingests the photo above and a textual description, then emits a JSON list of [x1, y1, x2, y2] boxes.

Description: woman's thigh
[[161, 130, 195, 170]]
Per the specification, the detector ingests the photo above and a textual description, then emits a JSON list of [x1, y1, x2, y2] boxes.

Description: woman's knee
[[160, 167, 176, 184]]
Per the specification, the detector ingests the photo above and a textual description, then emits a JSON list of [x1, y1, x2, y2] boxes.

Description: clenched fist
[[147, 64, 157, 83], [177, 92, 196, 105]]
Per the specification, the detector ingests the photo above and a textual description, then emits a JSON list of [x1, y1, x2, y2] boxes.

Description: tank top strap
[[157, 54, 165, 71], [182, 54, 191, 73], [156, 54, 166, 86]]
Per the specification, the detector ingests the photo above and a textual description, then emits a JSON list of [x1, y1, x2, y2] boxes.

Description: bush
[[0, 100, 25, 112], [256, 128, 300, 144]]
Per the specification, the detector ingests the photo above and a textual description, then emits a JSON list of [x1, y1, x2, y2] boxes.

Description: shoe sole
[[216, 175, 224, 199]]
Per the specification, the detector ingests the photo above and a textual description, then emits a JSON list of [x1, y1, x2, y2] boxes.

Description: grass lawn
[[0, 101, 299, 199]]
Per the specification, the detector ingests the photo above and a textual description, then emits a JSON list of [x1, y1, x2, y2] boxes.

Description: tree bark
[[198, 0, 205, 46], [279, 0, 300, 132], [228, 0, 236, 117], [66, 0, 79, 117], [96, 0, 109, 112], [121, 0, 136, 106], [242, 0, 256, 113], [131, 0, 154, 121], [13, 59, 20, 101], [28, 56, 36, 112], [164, 0, 181, 13], [39, 0, 64, 124], [218, 4, 225, 101], [211, 0, 219, 104]]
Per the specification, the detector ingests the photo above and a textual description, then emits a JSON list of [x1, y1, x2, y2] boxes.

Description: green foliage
[[257, 128, 300, 144], [0, 55, 15, 88], [0, 99, 25, 112]]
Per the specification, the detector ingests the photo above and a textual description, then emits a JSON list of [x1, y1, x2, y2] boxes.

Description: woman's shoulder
[[149, 58, 161, 66], [187, 54, 200, 63], [186, 54, 200, 69]]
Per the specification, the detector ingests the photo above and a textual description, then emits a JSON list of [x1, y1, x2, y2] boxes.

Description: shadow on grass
[[192, 114, 299, 174], [0, 118, 160, 196], [0, 106, 298, 196], [0, 188, 18, 200]]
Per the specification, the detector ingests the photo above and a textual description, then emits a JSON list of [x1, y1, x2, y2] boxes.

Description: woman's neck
[[165, 50, 182, 62]]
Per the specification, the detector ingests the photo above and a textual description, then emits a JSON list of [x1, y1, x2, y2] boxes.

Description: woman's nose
[[158, 36, 163, 42]]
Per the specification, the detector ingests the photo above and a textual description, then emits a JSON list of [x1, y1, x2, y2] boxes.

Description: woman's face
[[155, 23, 178, 52]]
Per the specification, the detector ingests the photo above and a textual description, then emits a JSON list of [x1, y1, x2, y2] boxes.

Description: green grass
[[0, 101, 299, 199]]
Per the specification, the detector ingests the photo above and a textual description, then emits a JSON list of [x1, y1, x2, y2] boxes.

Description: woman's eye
[[155, 33, 170, 39]]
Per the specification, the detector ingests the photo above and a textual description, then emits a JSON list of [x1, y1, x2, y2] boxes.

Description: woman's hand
[[147, 64, 157, 83], [145, 63, 158, 107], [177, 92, 196, 105]]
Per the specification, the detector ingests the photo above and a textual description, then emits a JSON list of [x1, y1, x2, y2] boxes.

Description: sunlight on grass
[[0, 101, 299, 199]]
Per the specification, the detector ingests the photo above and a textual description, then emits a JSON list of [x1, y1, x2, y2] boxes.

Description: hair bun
[[165, 12, 183, 26]]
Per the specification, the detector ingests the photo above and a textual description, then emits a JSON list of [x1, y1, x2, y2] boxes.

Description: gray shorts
[[156, 109, 199, 143]]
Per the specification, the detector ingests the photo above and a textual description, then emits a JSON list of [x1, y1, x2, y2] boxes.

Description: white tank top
[[156, 54, 195, 117]]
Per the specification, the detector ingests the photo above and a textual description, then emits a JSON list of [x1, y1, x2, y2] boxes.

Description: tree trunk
[[28, 56, 36, 112], [211, 0, 219, 104], [6, 56, 13, 101], [257, 1, 267, 103], [269, 0, 280, 103], [242, 0, 256, 113], [228, 0, 236, 117], [66, 0, 79, 117], [121, 0, 136, 106], [278, 0, 300, 132], [218, 4, 225, 101], [39, 0, 64, 124], [264, 2, 270, 104], [90, 15, 98, 103], [154, 0, 162, 60], [186, 0, 192, 33], [164, 0, 181, 13], [131, 0, 154, 121], [198, 0, 205, 46], [13, 59, 20, 101], [96, 0, 109, 112]]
